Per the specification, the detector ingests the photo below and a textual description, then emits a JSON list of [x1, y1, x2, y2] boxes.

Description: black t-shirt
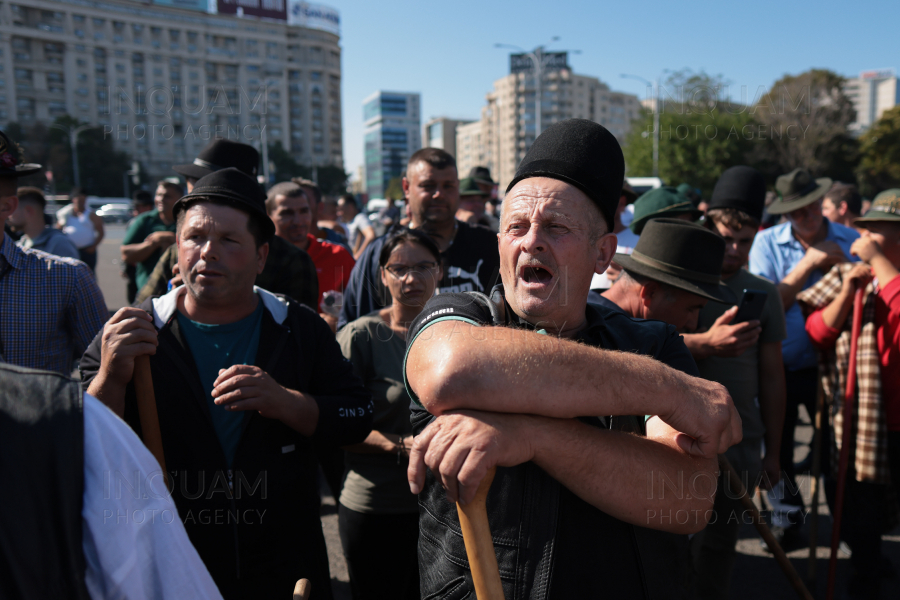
[[404, 287, 698, 598], [338, 221, 500, 328]]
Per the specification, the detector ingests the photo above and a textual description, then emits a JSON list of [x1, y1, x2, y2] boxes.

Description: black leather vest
[[0, 363, 90, 599]]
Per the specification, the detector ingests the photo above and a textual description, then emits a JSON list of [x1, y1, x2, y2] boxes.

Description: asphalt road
[[96, 227, 898, 599]]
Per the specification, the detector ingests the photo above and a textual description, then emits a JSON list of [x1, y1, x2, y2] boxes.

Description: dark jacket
[[408, 290, 698, 600], [0, 364, 90, 600], [81, 288, 372, 599]]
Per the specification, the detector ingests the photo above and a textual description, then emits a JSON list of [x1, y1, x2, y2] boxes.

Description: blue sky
[[333, 0, 899, 179]]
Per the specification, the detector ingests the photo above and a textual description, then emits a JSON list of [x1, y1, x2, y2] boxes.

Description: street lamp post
[[621, 74, 661, 178], [50, 123, 96, 189], [495, 37, 565, 140]]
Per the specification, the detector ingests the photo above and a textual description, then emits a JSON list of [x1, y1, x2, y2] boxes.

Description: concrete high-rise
[[422, 117, 471, 160], [457, 63, 639, 192], [363, 90, 420, 199], [845, 69, 899, 134], [0, 0, 343, 182]]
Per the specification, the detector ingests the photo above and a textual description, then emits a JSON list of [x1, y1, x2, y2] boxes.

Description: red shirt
[[807, 276, 900, 431], [305, 234, 355, 308]]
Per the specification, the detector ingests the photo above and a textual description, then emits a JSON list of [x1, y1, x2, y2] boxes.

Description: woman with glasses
[[336, 228, 443, 600]]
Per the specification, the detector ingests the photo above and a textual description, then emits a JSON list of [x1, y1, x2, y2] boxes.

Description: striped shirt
[[0, 233, 108, 374]]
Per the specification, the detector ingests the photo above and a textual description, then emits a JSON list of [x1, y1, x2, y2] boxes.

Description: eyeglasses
[[384, 261, 439, 279]]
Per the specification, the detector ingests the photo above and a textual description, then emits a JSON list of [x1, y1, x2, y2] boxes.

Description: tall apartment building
[[457, 58, 639, 192], [363, 90, 420, 199], [845, 69, 899, 133], [422, 116, 471, 159], [0, 0, 343, 181]]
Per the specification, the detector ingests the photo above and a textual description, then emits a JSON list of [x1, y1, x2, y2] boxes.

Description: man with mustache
[[337, 148, 500, 328], [80, 168, 372, 600], [403, 119, 742, 598]]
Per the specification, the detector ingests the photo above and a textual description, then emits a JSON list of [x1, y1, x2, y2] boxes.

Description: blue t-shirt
[[748, 219, 859, 371], [176, 298, 265, 466]]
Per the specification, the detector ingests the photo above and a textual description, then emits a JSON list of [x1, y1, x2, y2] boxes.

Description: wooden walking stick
[[807, 375, 826, 592], [457, 467, 504, 600], [718, 455, 814, 600], [133, 354, 168, 486], [292, 579, 311, 600], [826, 287, 865, 600]]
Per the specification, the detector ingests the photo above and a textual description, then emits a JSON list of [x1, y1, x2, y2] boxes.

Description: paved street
[[95, 230, 898, 599]]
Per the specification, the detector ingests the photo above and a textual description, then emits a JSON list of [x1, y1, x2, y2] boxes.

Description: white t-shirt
[[82, 393, 223, 600], [345, 212, 373, 249]]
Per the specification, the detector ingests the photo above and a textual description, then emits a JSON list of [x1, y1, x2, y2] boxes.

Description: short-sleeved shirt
[[748, 219, 858, 371], [176, 298, 264, 467], [305, 234, 356, 308], [345, 213, 373, 250], [122, 209, 177, 291], [337, 313, 416, 514], [402, 286, 698, 597], [695, 269, 787, 440]]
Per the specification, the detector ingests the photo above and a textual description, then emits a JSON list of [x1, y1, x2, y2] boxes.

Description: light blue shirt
[[748, 219, 859, 371]]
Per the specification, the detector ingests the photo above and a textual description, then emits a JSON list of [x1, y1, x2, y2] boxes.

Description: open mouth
[[521, 265, 554, 284]]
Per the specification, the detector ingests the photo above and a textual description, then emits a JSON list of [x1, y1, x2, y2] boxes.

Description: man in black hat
[[135, 141, 319, 309], [598, 219, 734, 332], [683, 166, 787, 598], [748, 168, 859, 540], [404, 119, 741, 598], [81, 168, 372, 600], [0, 129, 108, 375]]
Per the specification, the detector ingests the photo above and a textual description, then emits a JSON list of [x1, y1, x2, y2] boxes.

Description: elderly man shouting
[[81, 168, 371, 600], [403, 119, 741, 598]]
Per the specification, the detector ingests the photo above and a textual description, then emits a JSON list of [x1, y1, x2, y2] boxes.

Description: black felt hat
[[173, 167, 274, 239], [708, 166, 767, 222], [506, 119, 624, 230], [0, 130, 41, 178], [173, 139, 260, 181], [469, 166, 496, 186], [615, 218, 734, 304]]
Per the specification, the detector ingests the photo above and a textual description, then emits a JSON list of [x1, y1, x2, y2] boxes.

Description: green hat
[[459, 177, 488, 197], [767, 168, 832, 215], [854, 189, 900, 225], [630, 186, 703, 234]]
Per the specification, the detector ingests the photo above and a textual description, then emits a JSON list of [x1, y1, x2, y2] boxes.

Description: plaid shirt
[[0, 233, 108, 374], [797, 263, 888, 483], [135, 235, 319, 309]]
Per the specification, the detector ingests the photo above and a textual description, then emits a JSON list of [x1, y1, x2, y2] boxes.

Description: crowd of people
[[1, 118, 899, 600]]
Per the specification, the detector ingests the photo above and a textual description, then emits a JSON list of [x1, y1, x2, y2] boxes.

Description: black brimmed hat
[[854, 189, 900, 225], [173, 139, 260, 181], [615, 218, 734, 304], [708, 166, 767, 222], [767, 168, 832, 215], [173, 167, 275, 239], [459, 177, 488, 197], [630, 186, 703, 235], [469, 166, 496, 186], [506, 119, 624, 231], [0, 130, 41, 178]]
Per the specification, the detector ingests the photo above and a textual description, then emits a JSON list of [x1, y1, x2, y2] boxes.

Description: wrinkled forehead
[[501, 177, 592, 221]]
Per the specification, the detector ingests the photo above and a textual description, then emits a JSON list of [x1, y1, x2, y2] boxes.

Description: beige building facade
[[457, 69, 639, 192], [1, 0, 343, 181], [845, 69, 899, 134]]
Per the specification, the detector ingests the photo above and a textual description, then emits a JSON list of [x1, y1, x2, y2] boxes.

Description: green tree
[[856, 105, 900, 196], [267, 141, 348, 196], [623, 70, 757, 197], [749, 69, 858, 182]]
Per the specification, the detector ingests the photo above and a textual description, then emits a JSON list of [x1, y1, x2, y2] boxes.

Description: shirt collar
[[151, 285, 290, 328], [495, 284, 609, 340], [773, 221, 797, 245], [0, 233, 25, 271]]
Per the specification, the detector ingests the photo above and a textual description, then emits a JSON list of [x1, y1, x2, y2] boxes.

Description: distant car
[[96, 203, 133, 223]]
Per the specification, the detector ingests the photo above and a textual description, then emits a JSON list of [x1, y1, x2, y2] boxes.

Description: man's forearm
[[530, 416, 716, 534], [121, 241, 157, 265], [408, 320, 693, 419], [683, 332, 713, 361], [777, 258, 815, 309]]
